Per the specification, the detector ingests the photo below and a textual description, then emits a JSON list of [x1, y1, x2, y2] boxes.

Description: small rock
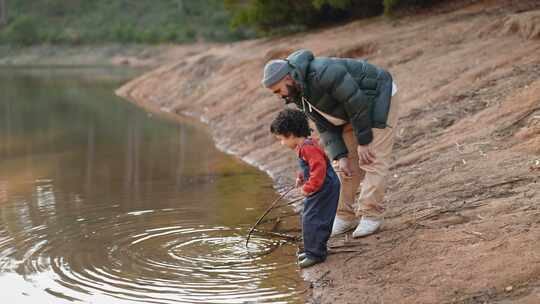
[[505, 286, 513, 292]]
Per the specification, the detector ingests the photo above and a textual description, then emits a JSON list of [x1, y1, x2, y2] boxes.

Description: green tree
[[225, 0, 322, 34], [224, 0, 452, 34], [383, 0, 447, 15], [312, 0, 350, 9], [5, 15, 39, 45], [224, 0, 382, 35], [0, 0, 7, 27]]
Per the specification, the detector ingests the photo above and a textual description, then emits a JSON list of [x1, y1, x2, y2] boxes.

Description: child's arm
[[300, 145, 327, 196]]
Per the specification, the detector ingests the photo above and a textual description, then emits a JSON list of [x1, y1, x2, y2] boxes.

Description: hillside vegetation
[[0, 0, 449, 45], [0, 0, 250, 45], [224, 0, 446, 34]]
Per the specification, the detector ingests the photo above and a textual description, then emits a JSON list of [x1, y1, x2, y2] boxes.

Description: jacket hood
[[286, 49, 314, 91]]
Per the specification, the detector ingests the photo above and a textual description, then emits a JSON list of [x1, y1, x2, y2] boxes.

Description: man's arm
[[317, 63, 373, 145], [314, 123, 348, 161]]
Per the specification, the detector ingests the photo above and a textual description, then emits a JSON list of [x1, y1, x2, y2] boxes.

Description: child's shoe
[[352, 216, 382, 238], [331, 217, 357, 236], [296, 252, 307, 261], [298, 257, 320, 268]]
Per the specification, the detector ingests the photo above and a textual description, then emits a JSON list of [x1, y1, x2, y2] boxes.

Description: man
[[261, 49, 399, 238]]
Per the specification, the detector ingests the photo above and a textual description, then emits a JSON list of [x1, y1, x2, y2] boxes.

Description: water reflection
[[0, 67, 303, 303], [0, 180, 7, 203]]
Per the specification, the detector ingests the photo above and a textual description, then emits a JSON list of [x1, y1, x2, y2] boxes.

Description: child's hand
[[295, 173, 304, 187], [302, 190, 310, 197]]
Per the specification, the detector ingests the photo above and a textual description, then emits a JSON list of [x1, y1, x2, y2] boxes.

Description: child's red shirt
[[296, 139, 328, 195]]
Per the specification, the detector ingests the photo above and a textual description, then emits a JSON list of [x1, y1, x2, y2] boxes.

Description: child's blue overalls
[[299, 148, 340, 262]]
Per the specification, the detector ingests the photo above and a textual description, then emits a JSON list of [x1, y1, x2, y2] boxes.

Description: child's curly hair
[[270, 109, 311, 137]]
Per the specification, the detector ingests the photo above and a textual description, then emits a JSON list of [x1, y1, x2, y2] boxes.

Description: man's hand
[[337, 157, 352, 178], [357, 144, 376, 165]]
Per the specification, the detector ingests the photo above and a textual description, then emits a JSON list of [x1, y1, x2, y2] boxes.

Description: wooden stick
[[245, 185, 296, 247], [250, 228, 298, 241]]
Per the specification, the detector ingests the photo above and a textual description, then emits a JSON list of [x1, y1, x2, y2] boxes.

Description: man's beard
[[283, 84, 301, 104]]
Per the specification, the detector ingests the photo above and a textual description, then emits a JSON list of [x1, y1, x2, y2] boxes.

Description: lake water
[[0, 67, 304, 304]]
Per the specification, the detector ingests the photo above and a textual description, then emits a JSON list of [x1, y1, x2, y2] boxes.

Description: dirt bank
[[117, 1, 540, 303]]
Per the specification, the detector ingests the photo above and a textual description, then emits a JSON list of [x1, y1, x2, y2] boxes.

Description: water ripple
[[0, 208, 299, 303]]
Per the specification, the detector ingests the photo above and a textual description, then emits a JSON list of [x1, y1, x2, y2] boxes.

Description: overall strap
[[298, 138, 330, 163]]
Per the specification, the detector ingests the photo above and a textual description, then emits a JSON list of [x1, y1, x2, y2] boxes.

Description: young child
[[270, 109, 340, 268]]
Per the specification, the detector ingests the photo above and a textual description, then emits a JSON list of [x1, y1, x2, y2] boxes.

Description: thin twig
[[329, 249, 366, 255], [250, 228, 299, 241], [270, 217, 281, 232], [314, 270, 331, 283], [246, 186, 296, 247], [461, 230, 493, 241], [259, 212, 298, 225]]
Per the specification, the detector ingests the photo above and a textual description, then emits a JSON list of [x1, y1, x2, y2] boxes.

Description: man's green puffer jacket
[[285, 49, 394, 160]]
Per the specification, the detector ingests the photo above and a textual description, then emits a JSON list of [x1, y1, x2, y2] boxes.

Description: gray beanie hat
[[261, 59, 291, 88]]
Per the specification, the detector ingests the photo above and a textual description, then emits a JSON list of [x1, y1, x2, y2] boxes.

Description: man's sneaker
[[331, 217, 357, 236], [352, 217, 382, 238], [298, 257, 321, 268], [297, 252, 307, 261]]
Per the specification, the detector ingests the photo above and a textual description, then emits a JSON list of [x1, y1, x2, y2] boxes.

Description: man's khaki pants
[[332, 94, 400, 221]]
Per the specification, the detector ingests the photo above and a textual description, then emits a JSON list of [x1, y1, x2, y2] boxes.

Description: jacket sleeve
[[300, 145, 327, 194], [314, 122, 348, 160], [317, 63, 373, 145]]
